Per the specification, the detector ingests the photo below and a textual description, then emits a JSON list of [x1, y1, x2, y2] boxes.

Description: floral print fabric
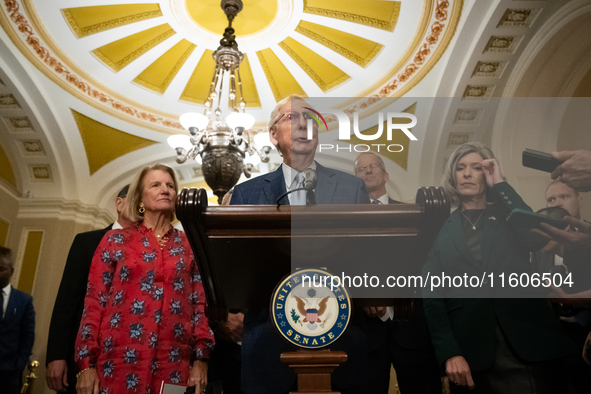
[[75, 223, 214, 394]]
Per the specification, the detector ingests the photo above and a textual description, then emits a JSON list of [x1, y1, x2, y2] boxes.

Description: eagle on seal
[[295, 296, 329, 326]]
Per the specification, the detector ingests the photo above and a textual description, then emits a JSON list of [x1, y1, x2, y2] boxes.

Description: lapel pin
[[489, 216, 496, 220]]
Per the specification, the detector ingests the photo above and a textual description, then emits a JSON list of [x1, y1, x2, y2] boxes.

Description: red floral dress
[[75, 223, 214, 394]]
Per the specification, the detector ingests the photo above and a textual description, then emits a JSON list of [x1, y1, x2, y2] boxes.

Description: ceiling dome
[[0, 0, 462, 132]]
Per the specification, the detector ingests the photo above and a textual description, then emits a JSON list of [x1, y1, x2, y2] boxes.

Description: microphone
[[275, 168, 318, 206], [303, 168, 317, 205]]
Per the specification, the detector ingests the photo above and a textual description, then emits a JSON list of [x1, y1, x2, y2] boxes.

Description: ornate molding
[[484, 35, 522, 53], [0, 93, 20, 110], [18, 198, 113, 227], [92, 29, 176, 72], [0, 0, 183, 131], [256, 51, 281, 102], [497, 8, 541, 28], [278, 41, 350, 92], [133, 43, 196, 94], [344, 0, 460, 114], [303, 0, 400, 32], [62, 9, 163, 39], [295, 25, 383, 68]]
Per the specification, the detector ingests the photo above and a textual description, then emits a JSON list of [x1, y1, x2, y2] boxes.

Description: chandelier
[[168, 0, 270, 203]]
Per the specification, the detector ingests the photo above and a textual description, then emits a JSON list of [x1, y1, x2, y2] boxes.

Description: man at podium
[[231, 95, 370, 394]]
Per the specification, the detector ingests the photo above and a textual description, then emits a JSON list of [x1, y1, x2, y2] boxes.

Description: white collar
[[112, 220, 123, 230], [281, 161, 317, 191], [375, 194, 389, 204], [2, 283, 11, 297]]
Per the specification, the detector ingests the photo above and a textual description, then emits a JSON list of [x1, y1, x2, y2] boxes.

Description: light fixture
[[172, 0, 271, 203]]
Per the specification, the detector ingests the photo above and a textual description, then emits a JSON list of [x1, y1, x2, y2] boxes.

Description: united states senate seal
[[271, 268, 351, 349]]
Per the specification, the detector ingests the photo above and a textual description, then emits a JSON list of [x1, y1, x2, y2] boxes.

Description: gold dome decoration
[[0, 0, 462, 133], [303, 0, 400, 32], [62, 4, 163, 39], [71, 109, 158, 175], [91, 24, 177, 73], [257, 48, 307, 101], [187, 0, 278, 37], [133, 39, 196, 94]]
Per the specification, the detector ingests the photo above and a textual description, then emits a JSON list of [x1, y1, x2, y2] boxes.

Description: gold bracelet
[[76, 367, 94, 379]]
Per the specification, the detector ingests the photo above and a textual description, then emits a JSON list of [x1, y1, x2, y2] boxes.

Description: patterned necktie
[[371, 199, 382, 204], [291, 172, 306, 205]]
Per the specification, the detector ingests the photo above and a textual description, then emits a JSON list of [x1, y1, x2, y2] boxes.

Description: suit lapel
[[263, 166, 289, 205], [481, 208, 501, 270], [447, 209, 480, 268], [315, 163, 337, 204]]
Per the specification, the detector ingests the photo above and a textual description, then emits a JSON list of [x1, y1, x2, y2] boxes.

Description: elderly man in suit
[[231, 97, 369, 206], [354, 152, 442, 393], [45, 185, 132, 393], [0, 246, 35, 394], [231, 96, 370, 394]]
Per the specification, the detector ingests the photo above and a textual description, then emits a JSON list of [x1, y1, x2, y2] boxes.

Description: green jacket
[[422, 182, 575, 370]]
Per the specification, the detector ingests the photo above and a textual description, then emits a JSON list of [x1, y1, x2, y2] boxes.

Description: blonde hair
[[124, 164, 178, 222], [442, 142, 498, 207]]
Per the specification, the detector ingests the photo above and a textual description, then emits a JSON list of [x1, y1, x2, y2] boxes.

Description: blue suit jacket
[[231, 162, 371, 205], [0, 286, 35, 373], [231, 163, 370, 394]]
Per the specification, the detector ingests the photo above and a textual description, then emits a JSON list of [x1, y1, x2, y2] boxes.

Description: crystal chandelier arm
[[206, 67, 220, 112], [229, 70, 237, 111], [236, 69, 245, 111]]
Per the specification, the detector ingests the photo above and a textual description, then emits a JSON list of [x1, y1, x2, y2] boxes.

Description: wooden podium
[[176, 187, 449, 392]]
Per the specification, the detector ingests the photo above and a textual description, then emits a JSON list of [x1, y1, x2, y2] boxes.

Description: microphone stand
[[276, 187, 316, 207]]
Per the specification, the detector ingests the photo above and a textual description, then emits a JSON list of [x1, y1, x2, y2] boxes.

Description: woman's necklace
[[461, 209, 485, 230], [154, 226, 171, 248]]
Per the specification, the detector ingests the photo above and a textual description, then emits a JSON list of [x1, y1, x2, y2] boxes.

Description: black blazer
[[422, 183, 575, 370], [46, 225, 111, 386], [363, 197, 434, 352], [0, 286, 35, 372]]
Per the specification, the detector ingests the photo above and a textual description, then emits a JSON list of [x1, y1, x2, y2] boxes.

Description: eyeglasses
[[278, 112, 315, 125], [356, 164, 381, 174]]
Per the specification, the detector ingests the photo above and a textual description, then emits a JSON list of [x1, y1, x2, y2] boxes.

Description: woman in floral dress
[[75, 164, 214, 394]]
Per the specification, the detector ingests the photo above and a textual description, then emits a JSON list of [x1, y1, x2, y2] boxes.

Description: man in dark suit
[[539, 181, 591, 393], [231, 96, 370, 394], [354, 152, 442, 393], [45, 185, 131, 393], [0, 246, 35, 394]]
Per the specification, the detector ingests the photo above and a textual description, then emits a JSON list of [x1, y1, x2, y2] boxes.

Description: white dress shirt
[[2, 283, 11, 319], [281, 161, 317, 204], [372, 194, 389, 205]]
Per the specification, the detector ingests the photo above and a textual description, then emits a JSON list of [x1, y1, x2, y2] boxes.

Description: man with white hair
[[231, 95, 370, 394], [231, 96, 370, 206]]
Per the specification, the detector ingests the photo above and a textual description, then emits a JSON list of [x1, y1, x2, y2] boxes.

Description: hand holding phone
[[506, 208, 568, 230], [522, 149, 563, 173]]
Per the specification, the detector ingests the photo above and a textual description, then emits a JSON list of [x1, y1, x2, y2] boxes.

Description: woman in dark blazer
[[422, 142, 574, 393]]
